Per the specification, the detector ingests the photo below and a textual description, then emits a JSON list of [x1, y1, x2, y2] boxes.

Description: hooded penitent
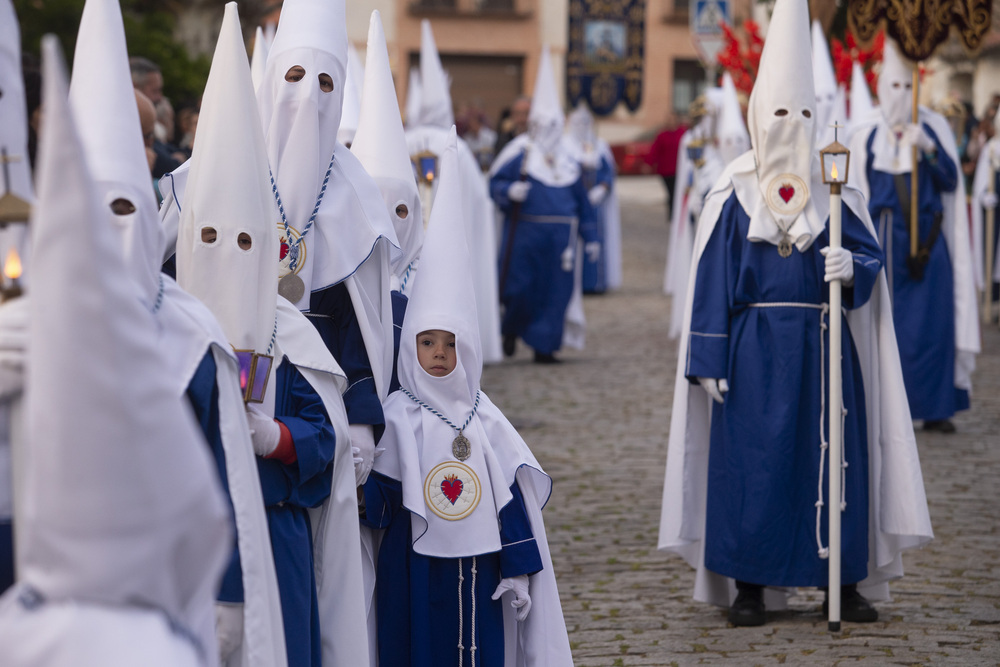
[[69, 0, 164, 310], [877, 39, 913, 133], [717, 73, 750, 164], [747, 0, 825, 250], [418, 19, 454, 130], [528, 46, 565, 159], [250, 26, 269, 93], [405, 66, 423, 129], [849, 62, 876, 125], [352, 10, 423, 290], [179, 1, 280, 406], [812, 20, 839, 147], [17, 32, 229, 646]]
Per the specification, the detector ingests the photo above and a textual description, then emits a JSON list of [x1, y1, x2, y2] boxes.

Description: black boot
[[533, 351, 560, 364], [923, 419, 956, 433], [502, 334, 516, 357], [728, 581, 766, 627], [822, 584, 879, 623]]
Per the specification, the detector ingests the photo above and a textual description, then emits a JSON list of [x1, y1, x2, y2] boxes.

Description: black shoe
[[533, 351, 560, 364], [823, 585, 879, 623], [728, 582, 766, 627], [502, 335, 516, 357], [923, 419, 956, 433]]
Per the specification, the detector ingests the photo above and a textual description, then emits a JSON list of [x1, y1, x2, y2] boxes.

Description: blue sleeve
[[573, 174, 600, 245], [839, 204, 884, 310], [923, 123, 958, 193], [596, 155, 615, 188], [308, 282, 385, 440], [257, 360, 336, 509], [497, 481, 543, 579], [361, 471, 401, 530], [490, 153, 525, 212], [389, 291, 408, 395], [685, 203, 735, 383], [186, 351, 243, 603]]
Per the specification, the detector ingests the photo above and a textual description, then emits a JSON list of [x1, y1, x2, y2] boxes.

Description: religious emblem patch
[[765, 174, 808, 218], [424, 461, 481, 521], [277, 222, 306, 302]]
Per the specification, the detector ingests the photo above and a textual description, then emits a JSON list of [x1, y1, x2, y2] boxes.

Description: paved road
[[482, 176, 1000, 666]]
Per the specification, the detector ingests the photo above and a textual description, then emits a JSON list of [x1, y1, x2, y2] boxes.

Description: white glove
[[697, 377, 729, 404], [580, 152, 600, 170], [820, 246, 855, 285], [507, 181, 531, 202], [982, 192, 999, 209], [350, 423, 376, 486], [246, 405, 280, 457], [215, 602, 244, 663], [587, 184, 608, 206], [560, 246, 574, 272], [904, 123, 937, 153], [492, 574, 532, 622], [584, 241, 601, 263]]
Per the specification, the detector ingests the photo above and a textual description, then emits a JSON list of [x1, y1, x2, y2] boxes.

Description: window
[[672, 59, 707, 114]]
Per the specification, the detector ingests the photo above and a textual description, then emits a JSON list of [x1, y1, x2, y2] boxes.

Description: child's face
[[416, 329, 457, 377]]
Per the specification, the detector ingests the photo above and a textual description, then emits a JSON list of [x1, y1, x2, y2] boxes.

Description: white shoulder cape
[[274, 297, 370, 667], [848, 106, 980, 392], [970, 136, 1000, 290], [657, 154, 934, 607]]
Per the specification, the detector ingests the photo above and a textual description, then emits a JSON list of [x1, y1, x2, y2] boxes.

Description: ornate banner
[[848, 0, 992, 61], [567, 0, 646, 116]]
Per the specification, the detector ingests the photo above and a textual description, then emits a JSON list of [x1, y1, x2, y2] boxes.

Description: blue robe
[[186, 351, 243, 603], [687, 193, 883, 586], [390, 290, 408, 394], [308, 283, 385, 439], [863, 126, 968, 420], [363, 472, 543, 667], [491, 155, 598, 354], [0, 520, 11, 595], [258, 359, 337, 667], [581, 155, 615, 294]]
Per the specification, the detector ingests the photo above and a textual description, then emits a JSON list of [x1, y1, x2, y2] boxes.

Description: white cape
[[274, 297, 371, 667], [848, 106, 980, 392], [970, 137, 1000, 290], [658, 152, 934, 607]]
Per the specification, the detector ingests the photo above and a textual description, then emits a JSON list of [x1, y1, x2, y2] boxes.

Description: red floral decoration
[[830, 30, 885, 99], [716, 19, 764, 97]]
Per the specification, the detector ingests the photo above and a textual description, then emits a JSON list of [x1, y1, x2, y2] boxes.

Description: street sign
[[690, 0, 730, 69]]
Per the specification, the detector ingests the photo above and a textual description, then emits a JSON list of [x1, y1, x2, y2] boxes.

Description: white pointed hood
[[878, 39, 914, 131], [338, 41, 364, 145], [746, 0, 824, 248], [69, 0, 164, 309], [850, 61, 875, 121], [811, 20, 837, 138], [717, 72, 750, 164], [22, 34, 229, 632], [399, 126, 480, 407], [528, 46, 564, 157], [179, 3, 279, 362], [250, 25, 270, 93], [565, 102, 598, 152], [418, 20, 454, 129], [405, 66, 423, 128], [352, 10, 423, 285], [257, 0, 348, 228]]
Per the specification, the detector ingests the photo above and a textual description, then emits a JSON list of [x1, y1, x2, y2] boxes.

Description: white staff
[[821, 123, 850, 632]]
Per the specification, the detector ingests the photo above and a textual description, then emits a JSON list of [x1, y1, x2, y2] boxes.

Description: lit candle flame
[[426, 171, 434, 182], [4, 247, 22, 280], [830, 160, 839, 181]]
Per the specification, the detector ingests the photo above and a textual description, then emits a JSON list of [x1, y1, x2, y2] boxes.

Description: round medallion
[[278, 273, 305, 303], [424, 461, 481, 521], [778, 238, 793, 258], [765, 174, 809, 218], [452, 432, 471, 461], [277, 221, 306, 279]]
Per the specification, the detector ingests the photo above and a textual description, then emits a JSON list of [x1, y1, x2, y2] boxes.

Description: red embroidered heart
[[441, 475, 463, 504], [279, 240, 289, 261], [778, 184, 795, 203]]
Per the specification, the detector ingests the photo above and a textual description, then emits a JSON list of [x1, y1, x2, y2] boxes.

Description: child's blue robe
[[363, 472, 542, 667], [490, 153, 598, 354], [256, 359, 336, 667], [686, 193, 883, 586], [862, 125, 969, 421]]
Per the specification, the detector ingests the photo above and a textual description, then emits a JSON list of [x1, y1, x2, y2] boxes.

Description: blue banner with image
[[567, 0, 645, 116]]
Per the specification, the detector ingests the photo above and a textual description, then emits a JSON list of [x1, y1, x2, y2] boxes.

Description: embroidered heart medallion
[[441, 474, 463, 504], [778, 184, 795, 203]]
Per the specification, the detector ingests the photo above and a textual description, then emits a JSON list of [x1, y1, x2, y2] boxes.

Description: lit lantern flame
[[830, 160, 839, 181], [426, 170, 434, 182], [4, 247, 22, 280]]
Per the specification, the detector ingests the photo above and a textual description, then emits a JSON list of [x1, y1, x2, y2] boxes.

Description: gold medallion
[[452, 432, 471, 461], [778, 238, 793, 258]]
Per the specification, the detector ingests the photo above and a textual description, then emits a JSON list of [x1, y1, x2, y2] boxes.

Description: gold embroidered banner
[[848, 0, 992, 61]]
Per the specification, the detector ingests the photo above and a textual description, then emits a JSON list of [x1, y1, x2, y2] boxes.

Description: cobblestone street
[[482, 177, 1000, 666]]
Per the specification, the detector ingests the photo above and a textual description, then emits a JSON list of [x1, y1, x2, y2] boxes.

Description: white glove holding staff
[[820, 246, 855, 285], [246, 404, 280, 457], [508, 181, 531, 202]]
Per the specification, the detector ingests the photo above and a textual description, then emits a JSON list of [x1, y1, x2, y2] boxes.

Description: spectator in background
[[494, 94, 531, 156], [462, 104, 497, 171], [647, 111, 687, 218], [129, 56, 183, 178], [21, 52, 41, 173], [173, 101, 199, 159]]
